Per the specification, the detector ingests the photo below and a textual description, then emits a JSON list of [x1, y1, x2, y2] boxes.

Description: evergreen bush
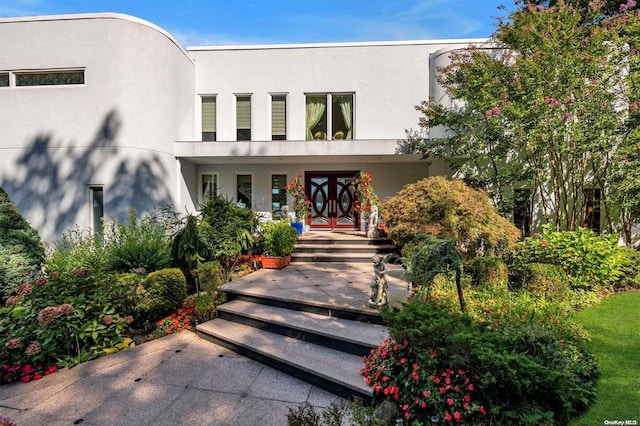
[[0, 188, 45, 301], [261, 220, 298, 257], [142, 268, 187, 321], [513, 262, 571, 302], [467, 256, 509, 291]]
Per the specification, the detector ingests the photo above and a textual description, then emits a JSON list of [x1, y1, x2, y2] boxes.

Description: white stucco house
[[0, 13, 482, 242]]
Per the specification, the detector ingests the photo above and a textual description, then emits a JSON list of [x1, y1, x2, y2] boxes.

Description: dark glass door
[[305, 171, 358, 230]]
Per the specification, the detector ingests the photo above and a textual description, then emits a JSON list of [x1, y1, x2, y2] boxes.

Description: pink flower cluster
[[69, 268, 92, 277], [5, 338, 21, 349], [15, 283, 33, 296], [37, 303, 74, 323], [620, 0, 637, 11], [24, 342, 41, 356], [484, 106, 501, 117]]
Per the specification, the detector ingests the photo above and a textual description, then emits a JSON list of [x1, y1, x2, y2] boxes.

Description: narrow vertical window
[[271, 95, 287, 140], [332, 94, 353, 139], [201, 96, 216, 141], [0, 73, 9, 87], [236, 174, 252, 207], [513, 189, 531, 237], [236, 95, 252, 141], [90, 186, 104, 243], [583, 189, 601, 232], [201, 173, 218, 205], [271, 174, 287, 219]]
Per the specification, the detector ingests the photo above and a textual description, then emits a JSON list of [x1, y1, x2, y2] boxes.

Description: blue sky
[[0, 0, 513, 47]]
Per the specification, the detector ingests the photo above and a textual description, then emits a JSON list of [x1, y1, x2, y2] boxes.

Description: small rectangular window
[[15, 70, 84, 86], [201, 96, 217, 141], [271, 174, 287, 219], [513, 189, 531, 237], [90, 186, 104, 243], [201, 173, 218, 205], [236, 95, 252, 141], [236, 174, 252, 207], [271, 95, 287, 140], [0, 73, 8, 87], [583, 189, 601, 233]]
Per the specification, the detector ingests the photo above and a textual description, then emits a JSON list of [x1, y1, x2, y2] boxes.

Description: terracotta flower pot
[[260, 254, 292, 269]]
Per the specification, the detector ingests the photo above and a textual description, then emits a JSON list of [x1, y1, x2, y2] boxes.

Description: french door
[[305, 171, 358, 230]]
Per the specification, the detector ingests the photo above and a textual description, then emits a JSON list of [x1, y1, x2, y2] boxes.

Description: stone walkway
[[0, 332, 338, 425]]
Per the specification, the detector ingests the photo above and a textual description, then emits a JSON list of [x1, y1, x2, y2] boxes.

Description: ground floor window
[[89, 186, 104, 243], [583, 188, 601, 232], [236, 174, 252, 207], [200, 173, 218, 205], [513, 189, 532, 237], [271, 174, 287, 219]]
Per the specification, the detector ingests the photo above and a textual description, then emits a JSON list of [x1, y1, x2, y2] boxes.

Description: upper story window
[[236, 95, 252, 141], [0, 73, 8, 87], [201, 96, 217, 141], [271, 95, 287, 140], [15, 70, 84, 86], [305, 93, 353, 140]]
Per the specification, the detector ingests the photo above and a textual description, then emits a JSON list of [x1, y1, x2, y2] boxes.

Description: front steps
[[292, 231, 397, 263], [196, 291, 388, 402]]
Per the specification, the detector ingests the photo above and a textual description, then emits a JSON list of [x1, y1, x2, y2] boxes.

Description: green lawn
[[571, 292, 640, 425]]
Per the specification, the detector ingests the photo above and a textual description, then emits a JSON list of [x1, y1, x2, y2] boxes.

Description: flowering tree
[[352, 171, 381, 219], [408, 0, 640, 244], [284, 176, 311, 222]]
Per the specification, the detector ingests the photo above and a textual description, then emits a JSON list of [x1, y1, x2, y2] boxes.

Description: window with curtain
[[236, 95, 252, 141], [272, 95, 287, 140], [201, 173, 218, 205], [201, 96, 216, 141], [236, 174, 252, 207], [305, 93, 353, 140], [271, 174, 287, 219]]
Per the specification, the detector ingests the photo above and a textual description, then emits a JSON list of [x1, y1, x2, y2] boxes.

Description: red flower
[[447, 398, 455, 406], [444, 412, 452, 422], [453, 411, 461, 422], [402, 404, 409, 411], [539, 240, 548, 247], [405, 412, 411, 419], [464, 394, 471, 403], [21, 375, 30, 383], [480, 406, 487, 415], [412, 372, 419, 380], [33, 374, 43, 380], [422, 390, 430, 398], [468, 384, 474, 392]]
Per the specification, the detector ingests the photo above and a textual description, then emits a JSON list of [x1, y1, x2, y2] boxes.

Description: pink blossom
[[25, 342, 41, 356], [58, 303, 74, 315], [492, 106, 500, 116], [535, 5, 544, 11], [102, 315, 113, 325], [5, 338, 21, 349], [16, 283, 33, 296], [37, 306, 62, 323]]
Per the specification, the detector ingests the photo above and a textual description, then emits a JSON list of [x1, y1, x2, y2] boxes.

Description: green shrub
[[197, 261, 225, 292], [468, 257, 508, 291], [401, 234, 463, 287], [46, 227, 107, 273], [616, 247, 640, 290], [511, 262, 571, 301], [261, 220, 298, 257], [142, 268, 187, 321], [508, 225, 625, 290], [362, 297, 598, 424], [199, 195, 258, 263], [383, 177, 520, 256], [103, 210, 171, 273], [0, 188, 45, 300]]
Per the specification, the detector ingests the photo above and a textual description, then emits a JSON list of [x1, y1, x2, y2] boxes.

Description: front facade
[[0, 13, 482, 242]]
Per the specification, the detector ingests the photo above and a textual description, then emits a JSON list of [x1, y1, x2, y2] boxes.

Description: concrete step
[[197, 318, 373, 401], [294, 243, 396, 254], [217, 300, 388, 356], [291, 252, 375, 263]]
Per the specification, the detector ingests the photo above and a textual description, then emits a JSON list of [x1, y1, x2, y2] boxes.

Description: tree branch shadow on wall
[[1, 109, 173, 242]]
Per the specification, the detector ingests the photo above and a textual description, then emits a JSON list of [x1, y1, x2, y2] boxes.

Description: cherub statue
[[367, 205, 380, 239], [369, 253, 390, 308]]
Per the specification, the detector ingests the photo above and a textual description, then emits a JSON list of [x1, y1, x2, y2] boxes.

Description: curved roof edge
[[187, 38, 489, 52], [0, 12, 194, 64]]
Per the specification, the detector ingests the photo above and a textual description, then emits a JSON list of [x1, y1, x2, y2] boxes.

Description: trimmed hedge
[[468, 257, 508, 291]]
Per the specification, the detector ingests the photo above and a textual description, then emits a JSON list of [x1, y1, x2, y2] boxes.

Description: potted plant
[[285, 175, 312, 225], [260, 219, 298, 269]]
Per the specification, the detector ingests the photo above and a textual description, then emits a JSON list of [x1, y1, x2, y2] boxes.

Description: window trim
[[12, 68, 86, 87], [304, 92, 354, 140], [270, 93, 288, 141], [235, 172, 253, 208], [201, 95, 217, 142], [235, 94, 252, 141], [198, 172, 219, 207]]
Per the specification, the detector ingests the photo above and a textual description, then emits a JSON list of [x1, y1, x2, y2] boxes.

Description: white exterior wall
[[0, 14, 195, 241]]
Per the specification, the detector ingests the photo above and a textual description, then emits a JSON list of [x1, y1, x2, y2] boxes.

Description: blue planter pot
[[291, 222, 303, 234]]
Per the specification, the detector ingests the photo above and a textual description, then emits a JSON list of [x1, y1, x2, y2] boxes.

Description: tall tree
[[409, 0, 639, 243]]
